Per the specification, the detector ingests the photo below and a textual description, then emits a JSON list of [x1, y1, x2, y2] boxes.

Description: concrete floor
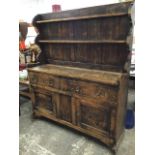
[[19, 88, 135, 155]]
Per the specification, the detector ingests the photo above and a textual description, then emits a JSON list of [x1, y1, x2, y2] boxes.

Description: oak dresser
[[28, 1, 133, 152]]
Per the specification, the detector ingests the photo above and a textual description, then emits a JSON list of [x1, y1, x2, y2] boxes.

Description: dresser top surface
[[28, 64, 127, 85]]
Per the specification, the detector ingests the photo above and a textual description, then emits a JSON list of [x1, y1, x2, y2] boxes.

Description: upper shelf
[[38, 40, 127, 44], [36, 13, 129, 24]]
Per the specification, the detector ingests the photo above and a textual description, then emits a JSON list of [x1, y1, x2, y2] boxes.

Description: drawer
[[29, 72, 58, 89], [59, 77, 118, 102]]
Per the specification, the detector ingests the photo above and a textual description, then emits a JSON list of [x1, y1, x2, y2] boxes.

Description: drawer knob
[[71, 88, 74, 91], [75, 86, 80, 93], [48, 79, 54, 86], [70, 86, 80, 94]]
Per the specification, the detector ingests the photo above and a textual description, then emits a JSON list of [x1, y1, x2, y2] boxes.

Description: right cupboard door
[[76, 98, 116, 137]]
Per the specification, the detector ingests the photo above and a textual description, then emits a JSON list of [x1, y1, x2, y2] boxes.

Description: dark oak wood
[[29, 1, 133, 152], [28, 64, 128, 147], [36, 13, 129, 24], [38, 40, 126, 44], [28, 64, 122, 85]]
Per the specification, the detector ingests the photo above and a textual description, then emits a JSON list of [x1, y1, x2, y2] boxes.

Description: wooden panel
[[36, 13, 128, 24], [34, 91, 56, 116], [37, 16, 129, 40], [81, 105, 110, 131], [57, 94, 72, 123], [38, 43, 129, 71], [28, 64, 121, 86], [28, 71, 59, 89], [115, 75, 128, 140], [38, 40, 126, 44], [48, 60, 123, 72], [76, 98, 116, 136]]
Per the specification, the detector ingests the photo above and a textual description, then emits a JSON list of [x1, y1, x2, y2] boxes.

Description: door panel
[[34, 92, 56, 116], [76, 98, 116, 136], [80, 104, 110, 132]]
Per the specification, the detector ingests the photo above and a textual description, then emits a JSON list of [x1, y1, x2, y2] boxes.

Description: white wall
[[51, 0, 119, 10], [19, 0, 51, 23], [19, 0, 119, 23]]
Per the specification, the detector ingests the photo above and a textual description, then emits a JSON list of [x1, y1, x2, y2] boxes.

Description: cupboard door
[[76, 98, 116, 136], [34, 92, 56, 116]]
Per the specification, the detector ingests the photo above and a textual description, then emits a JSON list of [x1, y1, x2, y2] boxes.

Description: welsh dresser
[[28, 1, 133, 152]]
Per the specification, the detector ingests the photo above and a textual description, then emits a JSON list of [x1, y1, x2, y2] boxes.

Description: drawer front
[[29, 72, 118, 103], [29, 72, 58, 89], [59, 77, 118, 103]]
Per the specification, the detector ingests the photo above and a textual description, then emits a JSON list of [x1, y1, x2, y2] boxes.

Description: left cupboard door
[[34, 90, 57, 117]]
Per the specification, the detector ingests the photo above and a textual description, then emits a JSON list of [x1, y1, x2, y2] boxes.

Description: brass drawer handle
[[70, 87, 74, 92], [75, 86, 80, 93], [70, 86, 80, 94], [48, 79, 54, 86]]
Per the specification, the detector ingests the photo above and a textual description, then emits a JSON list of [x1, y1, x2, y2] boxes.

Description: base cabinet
[[32, 88, 118, 147], [29, 64, 128, 150]]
